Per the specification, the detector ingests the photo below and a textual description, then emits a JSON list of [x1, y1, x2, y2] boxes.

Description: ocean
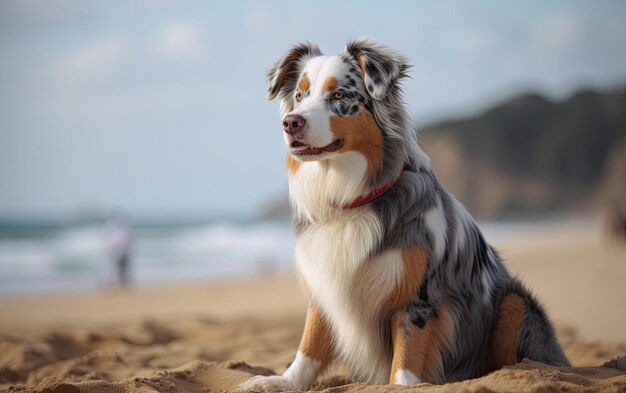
[[0, 217, 587, 297], [0, 220, 295, 297]]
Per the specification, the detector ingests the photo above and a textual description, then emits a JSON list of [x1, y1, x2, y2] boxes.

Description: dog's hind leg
[[484, 279, 570, 373], [389, 307, 453, 385]]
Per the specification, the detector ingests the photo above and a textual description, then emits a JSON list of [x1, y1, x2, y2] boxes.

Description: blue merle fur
[[269, 38, 570, 382]]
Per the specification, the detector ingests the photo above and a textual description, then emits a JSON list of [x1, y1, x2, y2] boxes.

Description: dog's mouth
[[290, 139, 344, 156]]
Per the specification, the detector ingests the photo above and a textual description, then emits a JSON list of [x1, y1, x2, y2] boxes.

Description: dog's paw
[[239, 375, 301, 392], [393, 369, 422, 385]]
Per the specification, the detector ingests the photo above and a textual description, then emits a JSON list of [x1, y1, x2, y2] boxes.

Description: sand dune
[[1, 221, 626, 392]]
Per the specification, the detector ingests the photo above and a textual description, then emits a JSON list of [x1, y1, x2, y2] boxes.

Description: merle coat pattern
[[241, 38, 569, 391]]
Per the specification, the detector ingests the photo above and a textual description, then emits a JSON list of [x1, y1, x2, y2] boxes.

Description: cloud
[[155, 23, 206, 61], [0, 0, 79, 35], [532, 12, 582, 54], [54, 36, 129, 84]]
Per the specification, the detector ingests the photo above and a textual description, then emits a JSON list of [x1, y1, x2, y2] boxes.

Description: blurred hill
[[419, 88, 626, 218], [260, 88, 626, 220]]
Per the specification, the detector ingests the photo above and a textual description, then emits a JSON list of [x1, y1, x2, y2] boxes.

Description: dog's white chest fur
[[295, 211, 403, 383]]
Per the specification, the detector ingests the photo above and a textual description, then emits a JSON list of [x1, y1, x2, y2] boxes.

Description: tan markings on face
[[322, 76, 338, 92], [330, 108, 384, 177], [298, 75, 310, 92], [299, 304, 333, 365], [385, 247, 429, 311], [390, 307, 453, 384], [483, 293, 525, 373], [285, 155, 301, 176]]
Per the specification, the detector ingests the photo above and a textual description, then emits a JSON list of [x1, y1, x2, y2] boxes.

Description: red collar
[[342, 169, 405, 209]]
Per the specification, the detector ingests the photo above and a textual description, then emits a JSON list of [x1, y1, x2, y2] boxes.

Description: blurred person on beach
[[104, 213, 133, 288], [603, 202, 626, 243]]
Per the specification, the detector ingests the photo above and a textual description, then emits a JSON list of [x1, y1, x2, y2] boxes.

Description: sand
[[1, 221, 626, 393]]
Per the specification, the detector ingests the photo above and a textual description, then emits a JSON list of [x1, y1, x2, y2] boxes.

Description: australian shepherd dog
[[242, 38, 569, 391]]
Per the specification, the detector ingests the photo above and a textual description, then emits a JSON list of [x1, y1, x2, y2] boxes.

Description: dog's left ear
[[267, 42, 322, 101], [343, 38, 409, 100]]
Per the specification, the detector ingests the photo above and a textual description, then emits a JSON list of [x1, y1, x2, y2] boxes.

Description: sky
[[0, 1, 625, 220]]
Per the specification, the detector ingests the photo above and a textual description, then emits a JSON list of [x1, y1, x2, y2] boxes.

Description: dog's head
[[267, 38, 415, 178]]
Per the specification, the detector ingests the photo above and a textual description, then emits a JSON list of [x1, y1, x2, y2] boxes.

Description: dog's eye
[[295, 92, 303, 102], [333, 92, 344, 100]]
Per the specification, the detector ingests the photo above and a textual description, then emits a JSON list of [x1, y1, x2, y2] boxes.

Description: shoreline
[[0, 216, 600, 298]]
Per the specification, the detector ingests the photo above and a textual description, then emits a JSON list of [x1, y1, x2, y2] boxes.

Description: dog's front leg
[[240, 304, 333, 392], [389, 308, 450, 385]]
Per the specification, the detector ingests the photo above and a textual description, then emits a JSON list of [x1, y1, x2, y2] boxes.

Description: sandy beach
[[1, 220, 625, 392]]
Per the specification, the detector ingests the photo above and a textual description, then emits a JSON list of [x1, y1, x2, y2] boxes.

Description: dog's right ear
[[267, 42, 322, 101], [344, 38, 409, 101]]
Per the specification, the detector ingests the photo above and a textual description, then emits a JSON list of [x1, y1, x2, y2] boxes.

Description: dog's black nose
[[282, 114, 306, 135]]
